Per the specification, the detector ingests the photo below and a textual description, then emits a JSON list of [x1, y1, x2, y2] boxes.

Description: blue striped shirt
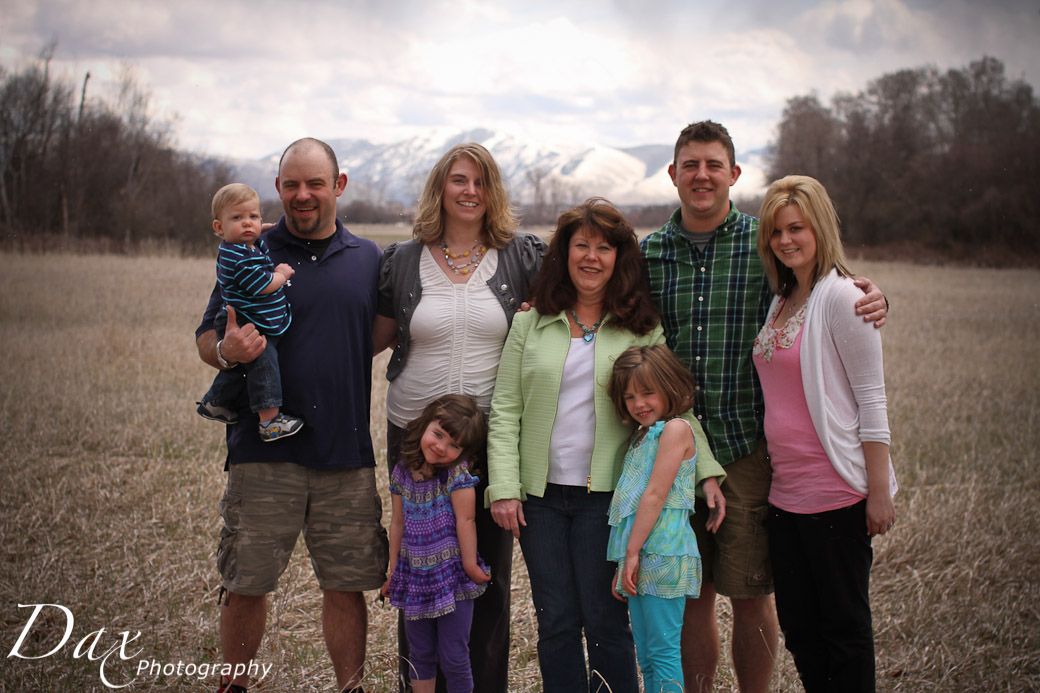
[[216, 239, 292, 336]]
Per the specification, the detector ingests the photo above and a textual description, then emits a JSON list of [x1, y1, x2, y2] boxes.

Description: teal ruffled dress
[[607, 419, 702, 598]]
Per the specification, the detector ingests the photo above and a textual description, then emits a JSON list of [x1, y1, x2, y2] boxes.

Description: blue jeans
[[202, 308, 283, 414], [519, 484, 638, 693]]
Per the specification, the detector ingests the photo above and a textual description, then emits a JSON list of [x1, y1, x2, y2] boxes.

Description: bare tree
[[525, 167, 550, 222], [767, 93, 839, 183], [0, 47, 231, 252], [546, 174, 583, 219], [0, 45, 72, 230], [767, 56, 1040, 255]]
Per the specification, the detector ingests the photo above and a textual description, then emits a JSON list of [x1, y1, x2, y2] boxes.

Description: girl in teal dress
[[606, 345, 727, 693]]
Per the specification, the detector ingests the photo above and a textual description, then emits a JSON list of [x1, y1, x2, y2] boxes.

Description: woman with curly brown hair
[[487, 198, 714, 693]]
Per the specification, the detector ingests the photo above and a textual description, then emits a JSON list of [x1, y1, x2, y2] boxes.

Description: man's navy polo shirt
[[196, 217, 381, 470]]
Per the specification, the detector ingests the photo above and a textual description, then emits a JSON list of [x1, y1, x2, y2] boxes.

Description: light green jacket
[[485, 309, 722, 506]]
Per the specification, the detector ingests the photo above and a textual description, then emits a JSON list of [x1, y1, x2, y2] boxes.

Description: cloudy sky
[[2, 0, 1038, 165]]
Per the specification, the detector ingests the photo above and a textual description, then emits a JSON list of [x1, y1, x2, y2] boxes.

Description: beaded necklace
[[439, 239, 487, 275]]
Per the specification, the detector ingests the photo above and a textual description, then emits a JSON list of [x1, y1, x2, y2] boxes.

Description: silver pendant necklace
[[570, 309, 605, 343]]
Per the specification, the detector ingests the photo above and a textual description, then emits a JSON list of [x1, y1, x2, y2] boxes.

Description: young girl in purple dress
[[381, 395, 492, 693]]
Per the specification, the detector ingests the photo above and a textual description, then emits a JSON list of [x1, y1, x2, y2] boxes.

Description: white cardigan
[[770, 269, 897, 496]]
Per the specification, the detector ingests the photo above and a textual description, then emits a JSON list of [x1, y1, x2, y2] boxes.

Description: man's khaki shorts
[[217, 462, 388, 595], [691, 440, 774, 599]]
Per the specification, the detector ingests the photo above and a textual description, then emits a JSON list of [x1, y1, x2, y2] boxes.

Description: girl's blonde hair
[[757, 174, 853, 297], [412, 143, 517, 249], [398, 395, 488, 476], [607, 345, 697, 425]]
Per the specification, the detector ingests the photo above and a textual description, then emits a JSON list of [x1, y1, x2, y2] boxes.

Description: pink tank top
[[753, 321, 864, 513]]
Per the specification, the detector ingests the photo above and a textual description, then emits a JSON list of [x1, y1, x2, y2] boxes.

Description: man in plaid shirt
[[640, 121, 888, 692]]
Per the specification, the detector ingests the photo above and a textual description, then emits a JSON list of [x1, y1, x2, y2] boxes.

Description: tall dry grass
[[0, 250, 1038, 691]]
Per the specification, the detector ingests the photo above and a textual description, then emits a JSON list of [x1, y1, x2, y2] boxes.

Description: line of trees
[[523, 167, 586, 225], [767, 56, 1040, 257], [520, 168, 685, 230], [4, 50, 1036, 261], [0, 47, 230, 253]]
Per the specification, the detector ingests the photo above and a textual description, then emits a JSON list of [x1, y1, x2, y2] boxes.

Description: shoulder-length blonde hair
[[757, 174, 853, 297], [412, 143, 517, 249]]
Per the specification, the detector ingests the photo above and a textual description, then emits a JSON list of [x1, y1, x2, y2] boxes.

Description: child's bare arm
[[451, 486, 490, 584], [258, 271, 287, 295], [382, 493, 404, 597], [622, 420, 692, 594]]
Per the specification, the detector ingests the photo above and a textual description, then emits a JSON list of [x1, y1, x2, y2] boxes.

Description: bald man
[[196, 138, 388, 693]]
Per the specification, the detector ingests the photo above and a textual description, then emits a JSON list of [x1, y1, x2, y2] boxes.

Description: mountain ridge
[[229, 128, 767, 207]]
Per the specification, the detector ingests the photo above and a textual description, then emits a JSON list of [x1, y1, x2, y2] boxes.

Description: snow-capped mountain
[[231, 128, 767, 207]]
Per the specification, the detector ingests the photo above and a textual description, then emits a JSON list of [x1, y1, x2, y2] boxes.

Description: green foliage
[[767, 56, 1040, 258]]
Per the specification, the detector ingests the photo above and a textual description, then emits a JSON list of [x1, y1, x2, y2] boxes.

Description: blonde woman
[[752, 175, 896, 692], [374, 143, 545, 693]]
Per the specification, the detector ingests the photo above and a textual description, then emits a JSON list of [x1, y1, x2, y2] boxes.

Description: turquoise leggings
[[628, 594, 685, 693]]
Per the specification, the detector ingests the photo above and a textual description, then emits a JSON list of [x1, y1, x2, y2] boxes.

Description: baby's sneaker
[[197, 400, 239, 424], [259, 413, 304, 442]]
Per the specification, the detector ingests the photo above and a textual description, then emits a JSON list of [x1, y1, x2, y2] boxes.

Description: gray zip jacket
[[377, 232, 547, 381]]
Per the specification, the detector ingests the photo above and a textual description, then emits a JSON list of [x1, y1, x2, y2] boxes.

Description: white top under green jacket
[[485, 309, 719, 505]]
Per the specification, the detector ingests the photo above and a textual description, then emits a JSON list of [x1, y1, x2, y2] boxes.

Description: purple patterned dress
[[387, 461, 489, 620]]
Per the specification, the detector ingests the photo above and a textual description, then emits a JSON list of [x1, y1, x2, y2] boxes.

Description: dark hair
[[398, 395, 487, 476], [527, 197, 659, 336], [607, 344, 697, 424], [279, 137, 339, 182], [673, 120, 736, 169]]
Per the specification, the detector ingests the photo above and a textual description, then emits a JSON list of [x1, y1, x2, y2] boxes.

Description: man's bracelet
[[216, 339, 234, 369]]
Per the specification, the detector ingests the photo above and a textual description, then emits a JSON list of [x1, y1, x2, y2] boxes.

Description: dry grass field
[[1, 239, 1039, 691]]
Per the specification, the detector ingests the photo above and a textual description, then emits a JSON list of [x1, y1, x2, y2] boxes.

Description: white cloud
[[1, 0, 1037, 159]]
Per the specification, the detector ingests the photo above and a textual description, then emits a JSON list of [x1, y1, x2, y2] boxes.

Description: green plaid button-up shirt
[[640, 205, 773, 466]]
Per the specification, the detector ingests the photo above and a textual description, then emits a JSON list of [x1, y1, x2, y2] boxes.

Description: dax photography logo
[[7, 603, 272, 689]]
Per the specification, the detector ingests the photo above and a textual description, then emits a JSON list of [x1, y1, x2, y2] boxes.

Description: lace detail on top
[[753, 297, 808, 363]]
